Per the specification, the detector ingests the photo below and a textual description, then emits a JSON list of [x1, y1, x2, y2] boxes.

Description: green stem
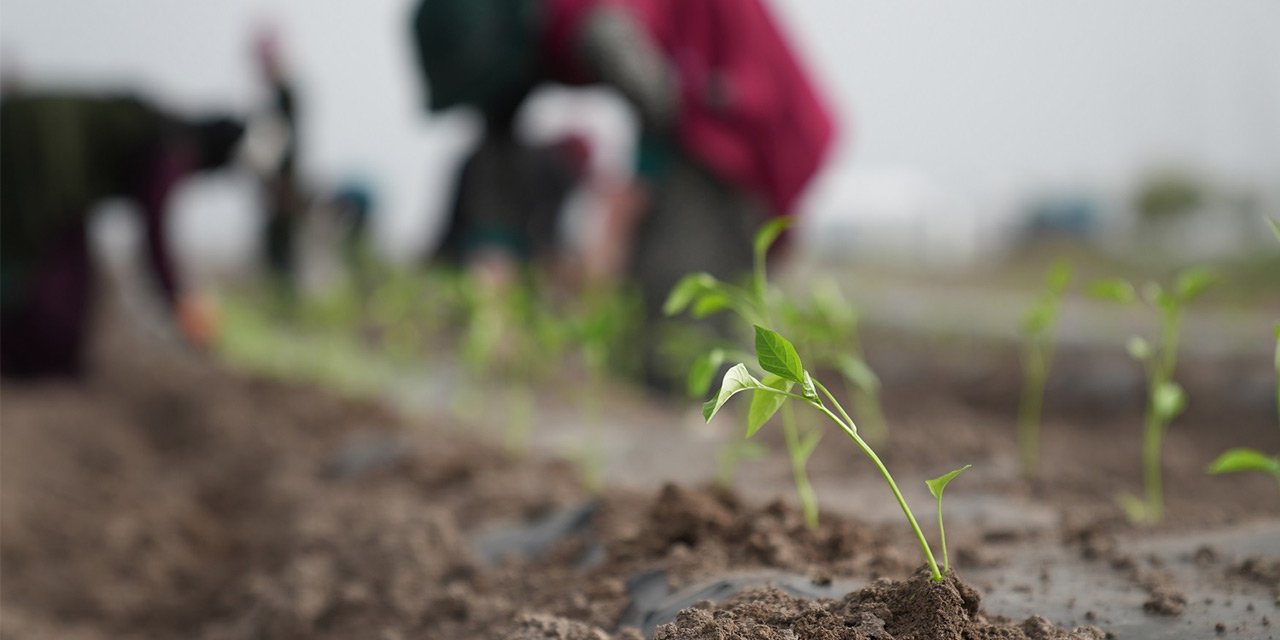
[[782, 402, 819, 530], [936, 490, 950, 575], [1142, 391, 1165, 523], [812, 380, 943, 581], [1018, 345, 1047, 478]]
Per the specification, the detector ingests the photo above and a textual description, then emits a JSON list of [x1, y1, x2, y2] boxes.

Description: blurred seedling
[[666, 219, 826, 529], [703, 325, 969, 582], [1016, 261, 1073, 478], [1206, 217, 1280, 492], [1088, 266, 1215, 523], [782, 280, 890, 446]]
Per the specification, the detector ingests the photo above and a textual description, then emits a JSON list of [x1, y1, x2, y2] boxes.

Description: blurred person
[[254, 27, 307, 302], [411, 0, 834, 384], [0, 92, 245, 378]]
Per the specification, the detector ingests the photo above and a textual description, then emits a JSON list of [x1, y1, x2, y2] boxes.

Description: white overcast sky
[[3, 0, 1279, 260]]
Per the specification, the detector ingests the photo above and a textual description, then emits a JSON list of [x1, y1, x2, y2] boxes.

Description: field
[[2, 256, 1278, 639]]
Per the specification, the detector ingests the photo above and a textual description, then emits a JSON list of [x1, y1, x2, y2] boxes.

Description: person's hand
[[175, 292, 219, 350]]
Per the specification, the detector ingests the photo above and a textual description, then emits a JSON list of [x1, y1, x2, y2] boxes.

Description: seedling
[[1017, 262, 1073, 478], [1205, 217, 1280, 492], [667, 219, 826, 528], [783, 281, 890, 445], [1088, 267, 1215, 523], [926, 465, 970, 576], [1208, 449, 1280, 490], [703, 325, 969, 582]]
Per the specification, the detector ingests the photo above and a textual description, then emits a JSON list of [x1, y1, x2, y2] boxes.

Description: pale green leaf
[[926, 464, 972, 499], [1207, 448, 1280, 477], [754, 218, 791, 259], [1174, 267, 1215, 303], [1087, 279, 1136, 304], [688, 349, 727, 398], [754, 325, 805, 382], [801, 370, 819, 402], [664, 273, 717, 316], [1126, 336, 1153, 362], [838, 354, 881, 393], [747, 374, 793, 437], [703, 363, 764, 422], [796, 428, 823, 461], [1152, 380, 1187, 422]]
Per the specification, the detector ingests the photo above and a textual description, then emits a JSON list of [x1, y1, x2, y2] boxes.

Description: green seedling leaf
[[1207, 448, 1280, 477], [754, 325, 805, 382], [754, 217, 791, 259], [664, 273, 717, 316], [926, 465, 971, 499], [1126, 336, 1153, 362], [688, 349, 727, 398], [796, 428, 823, 461], [703, 363, 764, 422], [801, 370, 819, 402], [1174, 267, 1215, 303], [747, 374, 794, 437], [1021, 303, 1052, 336], [1153, 379, 1187, 422], [1045, 261, 1074, 294], [838, 354, 881, 393], [1087, 279, 1137, 304], [691, 291, 733, 318]]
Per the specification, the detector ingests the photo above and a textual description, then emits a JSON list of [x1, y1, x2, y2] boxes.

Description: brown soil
[[3, 312, 1277, 639]]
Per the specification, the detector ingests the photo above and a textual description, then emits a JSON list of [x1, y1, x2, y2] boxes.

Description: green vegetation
[[701, 325, 968, 582], [1017, 262, 1073, 478], [926, 465, 971, 576], [667, 219, 826, 529], [1088, 267, 1216, 523]]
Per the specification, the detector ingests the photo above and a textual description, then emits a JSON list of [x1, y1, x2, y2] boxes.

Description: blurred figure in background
[[0, 92, 245, 378], [411, 0, 834, 384], [254, 27, 307, 303]]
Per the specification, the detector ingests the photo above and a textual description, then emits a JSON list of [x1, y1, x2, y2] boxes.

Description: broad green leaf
[[925, 464, 972, 499], [703, 363, 764, 422], [691, 291, 733, 318], [796, 428, 823, 461], [1207, 448, 1280, 476], [1152, 379, 1187, 422], [754, 325, 805, 382], [838, 354, 881, 393], [1174, 267, 1215, 303], [664, 273, 716, 316], [1045, 261, 1073, 294], [747, 374, 793, 437], [754, 217, 791, 259], [688, 348, 727, 398], [1087, 279, 1136, 304], [1126, 336, 1153, 362]]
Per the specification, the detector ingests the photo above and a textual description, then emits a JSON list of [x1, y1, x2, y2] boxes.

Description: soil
[[3, 308, 1278, 639]]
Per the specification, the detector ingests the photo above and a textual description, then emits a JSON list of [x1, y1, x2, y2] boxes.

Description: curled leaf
[[703, 363, 763, 422], [926, 464, 972, 499]]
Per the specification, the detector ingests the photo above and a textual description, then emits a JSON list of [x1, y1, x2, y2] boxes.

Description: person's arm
[[578, 7, 677, 131]]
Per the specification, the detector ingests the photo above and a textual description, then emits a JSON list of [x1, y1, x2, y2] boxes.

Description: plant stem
[[1018, 345, 1047, 478], [1142, 387, 1165, 523], [812, 380, 943, 581], [782, 402, 820, 530], [936, 490, 950, 575]]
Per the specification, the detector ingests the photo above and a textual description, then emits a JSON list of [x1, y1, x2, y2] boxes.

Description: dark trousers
[[1, 225, 93, 378]]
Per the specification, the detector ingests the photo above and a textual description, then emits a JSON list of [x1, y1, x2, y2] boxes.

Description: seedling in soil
[[1207, 449, 1280, 490], [1206, 217, 1280, 492], [667, 218, 825, 529], [926, 464, 970, 576], [1017, 261, 1073, 478], [1088, 267, 1215, 523], [703, 325, 969, 582], [782, 280, 890, 445]]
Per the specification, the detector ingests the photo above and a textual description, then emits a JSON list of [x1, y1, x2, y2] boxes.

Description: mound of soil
[[652, 572, 1104, 640]]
